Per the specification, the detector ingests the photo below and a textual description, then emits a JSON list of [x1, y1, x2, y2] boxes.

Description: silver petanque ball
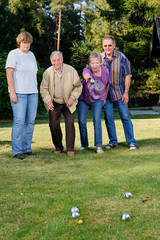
[[121, 213, 130, 220], [90, 79, 95, 85], [70, 212, 80, 218], [70, 207, 79, 213], [124, 192, 133, 198]]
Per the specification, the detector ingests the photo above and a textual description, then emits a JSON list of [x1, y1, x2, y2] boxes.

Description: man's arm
[[40, 70, 54, 111], [122, 74, 130, 105]]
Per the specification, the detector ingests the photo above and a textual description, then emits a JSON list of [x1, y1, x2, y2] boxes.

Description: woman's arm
[[6, 67, 17, 104], [103, 84, 109, 105], [83, 67, 92, 82]]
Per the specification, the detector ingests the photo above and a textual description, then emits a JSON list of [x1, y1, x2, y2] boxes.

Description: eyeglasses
[[103, 44, 112, 48]]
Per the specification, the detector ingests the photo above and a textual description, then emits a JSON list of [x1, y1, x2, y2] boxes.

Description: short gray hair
[[102, 35, 115, 45], [89, 51, 102, 63], [50, 51, 63, 59]]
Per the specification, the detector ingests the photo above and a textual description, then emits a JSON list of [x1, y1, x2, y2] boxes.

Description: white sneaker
[[77, 146, 87, 151], [97, 147, 104, 154], [129, 144, 137, 150]]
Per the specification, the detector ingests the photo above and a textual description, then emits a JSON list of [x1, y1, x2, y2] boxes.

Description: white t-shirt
[[5, 48, 38, 94]]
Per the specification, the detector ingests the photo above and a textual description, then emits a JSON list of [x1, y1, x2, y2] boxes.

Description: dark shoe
[[24, 152, 36, 156], [14, 153, 24, 159], [105, 144, 117, 149]]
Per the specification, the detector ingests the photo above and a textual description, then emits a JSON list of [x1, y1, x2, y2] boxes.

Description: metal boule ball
[[90, 79, 95, 85], [121, 213, 130, 220], [124, 192, 133, 198], [71, 212, 80, 218], [70, 207, 79, 213]]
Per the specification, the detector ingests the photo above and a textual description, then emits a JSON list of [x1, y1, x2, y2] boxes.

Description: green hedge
[[0, 52, 12, 119]]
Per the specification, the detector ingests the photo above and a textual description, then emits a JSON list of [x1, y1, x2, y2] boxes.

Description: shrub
[[0, 52, 12, 119]]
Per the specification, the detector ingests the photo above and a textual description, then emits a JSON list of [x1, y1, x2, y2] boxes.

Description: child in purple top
[[77, 51, 110, 153]]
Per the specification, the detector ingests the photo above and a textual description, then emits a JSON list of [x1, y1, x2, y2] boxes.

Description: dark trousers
[[49, 102, 75, 152]]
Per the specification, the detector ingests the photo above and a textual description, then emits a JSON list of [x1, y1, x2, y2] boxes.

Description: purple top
[[79, 66, 110, 104]]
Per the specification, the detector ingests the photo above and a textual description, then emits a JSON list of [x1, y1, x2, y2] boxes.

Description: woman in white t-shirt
[[5, 31, 38, 159]]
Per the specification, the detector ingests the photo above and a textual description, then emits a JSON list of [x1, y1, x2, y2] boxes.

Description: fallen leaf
[[142, 197, 149, 202]]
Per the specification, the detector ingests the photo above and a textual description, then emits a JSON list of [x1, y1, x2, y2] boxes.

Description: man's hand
[[122, 92, 129, 105], [47, 101, 54, 111], [67, 97, 74, 108], [10, 92, 17, 104]]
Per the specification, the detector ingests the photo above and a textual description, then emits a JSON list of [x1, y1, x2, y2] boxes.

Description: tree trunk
[[54, 13, 58, 50], [57, 10, 61, 51]]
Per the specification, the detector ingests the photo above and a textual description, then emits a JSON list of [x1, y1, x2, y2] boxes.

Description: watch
[[125, 90, 129, 93]]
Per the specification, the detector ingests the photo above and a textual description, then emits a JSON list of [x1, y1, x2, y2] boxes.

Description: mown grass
[[0, 110, 160, 240]]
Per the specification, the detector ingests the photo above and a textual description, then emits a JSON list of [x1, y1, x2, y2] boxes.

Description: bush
[[0, 52, 12, 119], [129, 94, 159, 107]]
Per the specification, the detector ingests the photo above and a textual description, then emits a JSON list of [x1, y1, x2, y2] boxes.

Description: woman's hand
[[103, 99, 106, 106], [10, 92, 17, 104], [83, 73, 92, 82]]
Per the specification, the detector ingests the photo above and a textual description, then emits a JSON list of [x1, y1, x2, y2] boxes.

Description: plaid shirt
[[101, 50, 131, 101]]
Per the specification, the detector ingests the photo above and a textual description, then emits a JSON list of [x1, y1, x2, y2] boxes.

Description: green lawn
[[0, 111, 160, 240]]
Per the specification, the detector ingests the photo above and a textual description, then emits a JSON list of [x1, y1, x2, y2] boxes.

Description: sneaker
[[105, 144, 117, 149], [97, 147, 104, 154], [129, 144, 137, 150], [77, 146, 87, 151]]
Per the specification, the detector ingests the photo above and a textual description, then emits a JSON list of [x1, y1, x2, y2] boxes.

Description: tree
[[70, 40, 95, 76], [81, 0, 160, 96], [50, 0, 69, 50]]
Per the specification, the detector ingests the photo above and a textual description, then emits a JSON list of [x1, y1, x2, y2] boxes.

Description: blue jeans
[[103, 98, 137, 146], [78, 99, 104, 147], [11, 93, 38, 156]]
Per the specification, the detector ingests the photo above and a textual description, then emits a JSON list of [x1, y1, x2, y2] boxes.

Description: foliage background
[[0, 0, 160, 119]]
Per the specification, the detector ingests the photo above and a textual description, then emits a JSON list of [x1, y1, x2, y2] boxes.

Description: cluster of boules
[[121, 192, 132, 220], [70, 206, 83, 224], [70, 207, 80, 218]]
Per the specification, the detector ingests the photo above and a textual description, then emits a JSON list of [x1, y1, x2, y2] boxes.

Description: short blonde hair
[[16, 31, 33, 47], [89, 51, 102, 63]]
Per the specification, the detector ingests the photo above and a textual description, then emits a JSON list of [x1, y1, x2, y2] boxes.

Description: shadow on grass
[[0, 138, 159, 161], [0, 140, 11, 146], [115, 138, 160, 149]]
